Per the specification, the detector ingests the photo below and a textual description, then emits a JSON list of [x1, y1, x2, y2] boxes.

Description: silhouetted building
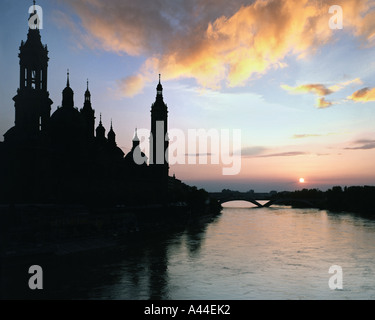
[[4, 19, 52, 144], [0, 6, 171, 205], [149, 75, 170, 201], [81, 80, 96, 142]]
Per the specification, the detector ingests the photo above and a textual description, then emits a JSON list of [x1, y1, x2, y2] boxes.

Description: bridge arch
[[214, 197, 263, 208]]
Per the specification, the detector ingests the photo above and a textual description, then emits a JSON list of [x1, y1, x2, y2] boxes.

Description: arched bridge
[[210, 194, 264, 207], [209, 192, 265, 208], [209, 192, 315, 208]]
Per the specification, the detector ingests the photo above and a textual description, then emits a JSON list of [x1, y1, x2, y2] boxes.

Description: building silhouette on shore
[[0, 4, 176, 206]]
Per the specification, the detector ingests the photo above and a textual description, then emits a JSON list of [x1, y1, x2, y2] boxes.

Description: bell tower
[[12, 0, 52, 137], [150, 75, 169, 201], [150, 75, 169, 168], [80, 80, 95, 141]]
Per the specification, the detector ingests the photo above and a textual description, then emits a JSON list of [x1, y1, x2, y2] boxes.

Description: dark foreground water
[[2, 202, 375, 300]]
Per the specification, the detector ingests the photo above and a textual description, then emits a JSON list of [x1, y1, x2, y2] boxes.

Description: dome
[[63, 85, 74, 95], [96, 114, 106, 139], [50, 106, 83, 135], [124, 147, 147, 167], [49, 106, 84, 146], [50, 105, 82, 125]]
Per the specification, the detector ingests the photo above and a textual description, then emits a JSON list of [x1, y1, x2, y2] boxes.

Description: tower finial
[[133, 128, 140, 144], [100, 113, 102, 124], [87, 79, 89, 90], [67, 69, 70, 87], [157, 74, 163, 96]]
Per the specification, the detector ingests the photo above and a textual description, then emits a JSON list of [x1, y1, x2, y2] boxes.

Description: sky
[[1, 0, 375, 192]]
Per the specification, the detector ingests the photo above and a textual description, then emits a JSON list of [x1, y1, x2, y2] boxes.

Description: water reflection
[[1, 212, 222, 300], [3, 204, 375, 300]]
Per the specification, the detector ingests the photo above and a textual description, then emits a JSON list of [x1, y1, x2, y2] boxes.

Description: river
[[3, 201, 375, 300]]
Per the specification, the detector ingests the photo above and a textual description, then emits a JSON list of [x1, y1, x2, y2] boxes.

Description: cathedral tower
[[96, 114, 106, 142], [107, 120, 116, 147], [150, 75, 169, 200], [80, 80, 95, 141], [150, 75, 169, 169], [9, 1, 53, 139]]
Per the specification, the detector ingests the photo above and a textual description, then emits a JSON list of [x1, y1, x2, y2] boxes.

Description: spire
[[108, 119, 115, 135], [108, 119, 116, 146], [84, 78, 91, 103], [96, 113, 106, 140], [108, 119, 114, 134], [132, 128, 140, 149], [133, 128, 139, 141], [67, 69, 70, 87], [62, 69, 74, 108], [157, 74, 163, 97]]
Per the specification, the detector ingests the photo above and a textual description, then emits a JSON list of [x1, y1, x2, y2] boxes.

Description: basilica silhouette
[[0, 7, 173, 206]]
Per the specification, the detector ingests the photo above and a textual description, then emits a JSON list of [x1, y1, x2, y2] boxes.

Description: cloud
[[328, 78, 363, 92], [257, 151, 308, 158], [292, 132, 339, 139], [117, 75, 145, 97], [316, 97, 334, 109], [281, 83, 335, 108], [281, 84, 333, 96], [347, 87, 375, 102], [282, 78, 363, 108], [281, 79, 363, 97], [241, 146, 268, 157], [62, 0, 375, 96], [345, 139, 375, 150], [292, 134, 323, 139], [240, 146, 308, 158]]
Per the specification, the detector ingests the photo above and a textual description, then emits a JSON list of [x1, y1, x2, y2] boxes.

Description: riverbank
[[276, 185, 375, 216]]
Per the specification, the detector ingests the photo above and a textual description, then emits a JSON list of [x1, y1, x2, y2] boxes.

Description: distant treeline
[[276, 186, 375, 215]]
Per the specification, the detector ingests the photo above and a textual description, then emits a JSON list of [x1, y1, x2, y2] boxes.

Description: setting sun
[[299, 178, 305, 183]]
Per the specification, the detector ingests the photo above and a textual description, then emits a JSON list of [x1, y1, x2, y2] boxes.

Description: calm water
[[3, 202, 375, 300]]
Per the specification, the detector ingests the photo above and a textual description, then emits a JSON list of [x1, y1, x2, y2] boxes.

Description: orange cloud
[[348, 87, 375, 102], [117, 75, 145, 97], [281, 84, 333, 96], [282, 78, 363, 108], [328, 78, 363, 92], [316, 97, 334, 109], [62, 0, 375, 96]]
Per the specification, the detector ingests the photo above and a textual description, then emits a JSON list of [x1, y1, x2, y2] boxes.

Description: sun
[[299, 178, 305, 183]]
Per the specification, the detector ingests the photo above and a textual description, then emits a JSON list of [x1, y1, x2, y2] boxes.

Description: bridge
[[209, 192, 264, 207], [209, 191, 315, 208]]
